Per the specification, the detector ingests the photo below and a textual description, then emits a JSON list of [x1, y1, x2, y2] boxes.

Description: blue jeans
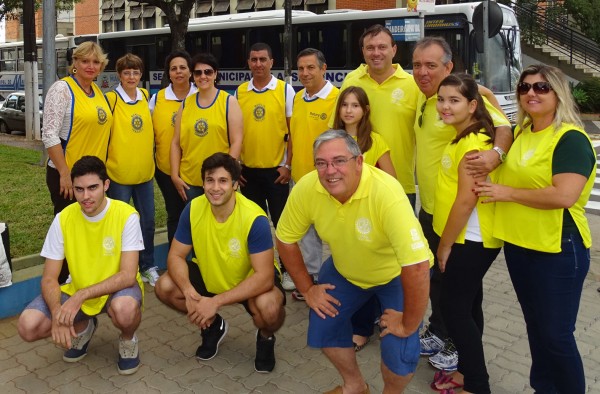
[[505, 233, 589, 394], [107, 179, 155, 272]]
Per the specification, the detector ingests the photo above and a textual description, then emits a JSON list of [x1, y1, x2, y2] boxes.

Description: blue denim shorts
[[307, 256, 420, 376]]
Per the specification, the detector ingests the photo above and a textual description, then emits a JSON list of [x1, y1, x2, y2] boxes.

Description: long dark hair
[[332, 86, 373, 153], [438, 73, 495, 144]]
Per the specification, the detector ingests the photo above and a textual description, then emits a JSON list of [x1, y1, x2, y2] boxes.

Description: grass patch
[[0, 145, 166, 260]]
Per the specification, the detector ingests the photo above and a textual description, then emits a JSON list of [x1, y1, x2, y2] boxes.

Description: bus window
[[212, 30, 246, 69], [294, 23, 347, 67], [186, 32, 208, 57], [248, 26, 284, 67]]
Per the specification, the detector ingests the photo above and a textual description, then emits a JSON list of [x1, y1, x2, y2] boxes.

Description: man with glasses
[[411, 36, 513, 371], [340, 24, 420, 208], [276, 130, 432, 393]]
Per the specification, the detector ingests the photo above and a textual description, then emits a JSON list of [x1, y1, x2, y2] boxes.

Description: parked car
[[0, 92, 43, 134]]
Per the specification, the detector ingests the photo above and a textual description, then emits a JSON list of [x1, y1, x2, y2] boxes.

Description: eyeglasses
[[122, 71, 141, 77], [314, 156, 357, 171], [417, 100, 427, 128], [517, 81, 553, 95], [193, 68, 215, 77]]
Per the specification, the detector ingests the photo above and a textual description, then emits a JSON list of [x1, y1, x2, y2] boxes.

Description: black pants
[[155, 167, 187, 245], [241, 166, 289, 228], [46, 165, 75, 284], [418, 209, 447, 339], [440, 240, 500, 394]]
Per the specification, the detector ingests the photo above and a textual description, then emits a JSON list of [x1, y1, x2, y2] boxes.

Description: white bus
[[98, 2, 521, 121]]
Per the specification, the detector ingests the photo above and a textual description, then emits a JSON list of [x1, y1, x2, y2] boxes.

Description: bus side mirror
[[473, 1, 504, 53]]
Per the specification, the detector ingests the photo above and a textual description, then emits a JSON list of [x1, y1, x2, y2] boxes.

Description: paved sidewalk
[[1, 218, 599, 393]]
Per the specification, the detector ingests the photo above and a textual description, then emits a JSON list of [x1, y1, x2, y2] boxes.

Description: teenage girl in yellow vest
[[474, 65, 596, 394], [430, 74, 502, 394], [170, 53, 243, 202], [149, 50, 196, 245], [105, 53, 159, 286], [332, 86, 396, 353]]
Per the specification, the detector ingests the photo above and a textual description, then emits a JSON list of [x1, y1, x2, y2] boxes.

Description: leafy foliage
[[563, 0, 600, 44], [573, 77, 600, 112]]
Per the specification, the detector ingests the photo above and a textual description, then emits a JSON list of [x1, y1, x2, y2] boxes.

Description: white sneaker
[[281, 272, 296, 291], [428, 339, 459, 371], [118, 335, 140, 375], [141, 267, 160, 287], [420, 326, 445, 356]]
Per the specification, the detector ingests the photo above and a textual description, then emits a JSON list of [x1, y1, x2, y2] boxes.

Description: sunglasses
[[417, 100, 427, 128], [193, 68, 215, 77], [517, 81, 553, 95]]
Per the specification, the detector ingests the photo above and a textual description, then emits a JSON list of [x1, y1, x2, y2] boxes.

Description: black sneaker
[[195, 314, 228, 361], [254, 329, 276, 373]]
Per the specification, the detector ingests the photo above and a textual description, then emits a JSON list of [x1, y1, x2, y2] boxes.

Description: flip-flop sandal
[[353, 336, 370, 352], [430, 371, 464, 392]]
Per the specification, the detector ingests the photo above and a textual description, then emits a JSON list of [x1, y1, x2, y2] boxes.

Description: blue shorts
[[308, 256, 420, 376], [24, 283, 142, 322]]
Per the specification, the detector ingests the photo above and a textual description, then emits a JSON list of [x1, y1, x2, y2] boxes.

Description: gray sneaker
[[63, 317, 97, 362]]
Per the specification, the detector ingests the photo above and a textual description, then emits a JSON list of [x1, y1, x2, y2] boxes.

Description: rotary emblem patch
[[355, 217, 372, 242], [97, 106, 108, 125], [195, 119, 209, 137], [391, 88, 405, 104], [229, 238, 241, 258], [253, 104, 266, 121], [131, 114, 143, 132], [103, 236, 115, 256]]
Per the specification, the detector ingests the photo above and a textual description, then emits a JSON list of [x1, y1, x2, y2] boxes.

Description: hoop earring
[[72, 68, 77, 74]]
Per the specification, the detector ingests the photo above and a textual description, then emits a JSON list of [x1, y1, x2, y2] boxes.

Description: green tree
[[135, 0, 196, 51], [563, 0, 600, 44]]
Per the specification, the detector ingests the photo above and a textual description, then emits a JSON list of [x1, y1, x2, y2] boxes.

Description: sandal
[[430, 370, 464, 392], [353, 336, 370, 352]]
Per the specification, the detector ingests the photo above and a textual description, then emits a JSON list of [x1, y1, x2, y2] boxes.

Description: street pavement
[[0, 212, 599, 394]]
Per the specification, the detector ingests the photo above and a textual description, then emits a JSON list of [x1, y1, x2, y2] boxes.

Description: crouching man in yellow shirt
[[18, 156, 144, 375], [276, 130, 432, 393]]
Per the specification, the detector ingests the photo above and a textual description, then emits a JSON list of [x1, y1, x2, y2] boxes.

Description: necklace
[[82, 86, 93, 96]]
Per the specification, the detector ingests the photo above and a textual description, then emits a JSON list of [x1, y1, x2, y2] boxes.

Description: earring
[[72, 68, 77, 74]]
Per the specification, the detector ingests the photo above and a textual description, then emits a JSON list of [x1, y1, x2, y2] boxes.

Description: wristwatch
[[492, 146, 507, 163], [283, 164, 291, 171]]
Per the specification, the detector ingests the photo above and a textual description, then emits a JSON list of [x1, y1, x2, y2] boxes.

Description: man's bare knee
[[18, 310, 50, 342], [251, 289, 285, 328], [109, 297, 141, 328], [155, 273, 177, 303]]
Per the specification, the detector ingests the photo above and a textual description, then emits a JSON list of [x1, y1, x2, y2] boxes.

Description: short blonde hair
[[68, 41, 109, 74], [516, 64, 583, 130]]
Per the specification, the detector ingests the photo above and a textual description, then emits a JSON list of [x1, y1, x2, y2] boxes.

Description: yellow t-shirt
[[290, 85, 339, 182], [60, 200, 144, 315], [62, 76, 113, 168], [276, 164, 433, 289], [494, 123, 595, 252], [190, 193, 277, 294], [105, 89, 155, 184], [432, 131, 502, 248], [356, 132, 390, 167], [153, 89, 183, 175], [238, 79, 289, 168], [340, 64, 420, 193], [179, 90, 232, 187], [415, 93, 510, 214]]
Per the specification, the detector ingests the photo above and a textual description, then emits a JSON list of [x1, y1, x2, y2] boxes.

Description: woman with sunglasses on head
[[105, 53, 160, 286], [149, 50, 196, 245], [475, 64, 596, 394], [430, 74, 502, 394], [332, 86, 396, 353], [170, 53, 243, 202]]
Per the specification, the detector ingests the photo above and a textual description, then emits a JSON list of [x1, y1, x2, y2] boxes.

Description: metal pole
[[419, 11, 425, 40], [40, 0, 57, 164], [23, 0, 40, 141], [283, 0, 292, 85], [482, 0, 490, 88]]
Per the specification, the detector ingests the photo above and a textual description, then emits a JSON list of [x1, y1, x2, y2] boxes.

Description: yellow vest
[[152, 89, 183, 175], [238, 80, 289, 168], [190, 193, 278, 294], [432, 131, 502, 248], [179, 90, 231, 187], [105, 89, 155, 184], [62, 76, 113, 168], [290, 86, 339, 182], [60, 200, 144, 315], [494, 123, 595, 252]]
